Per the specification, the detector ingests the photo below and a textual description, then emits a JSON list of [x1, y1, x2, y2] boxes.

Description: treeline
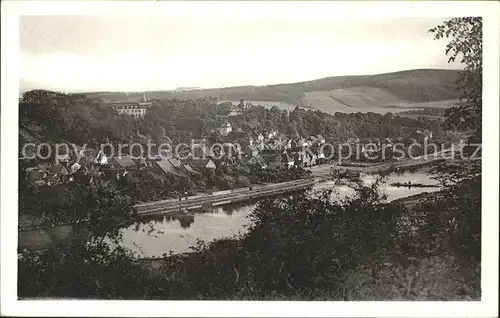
[[234, 105, 444, 140], [399, 108, 448, 117], [19, 178, 134, 230]]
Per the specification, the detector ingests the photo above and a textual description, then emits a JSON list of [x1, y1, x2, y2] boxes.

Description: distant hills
[[73, 69, 462, 114], [175, 87, 202, 92]]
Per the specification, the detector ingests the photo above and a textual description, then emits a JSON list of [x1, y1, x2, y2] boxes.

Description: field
[[304, 88, 403, 114], [303, 89, 459, 115]]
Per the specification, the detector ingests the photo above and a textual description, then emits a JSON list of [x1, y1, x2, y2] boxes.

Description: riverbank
[[134, 178, 315, 216], [389, 182, 439, 188], [392, 190, 445, 210], [308, 157, 445, 177]]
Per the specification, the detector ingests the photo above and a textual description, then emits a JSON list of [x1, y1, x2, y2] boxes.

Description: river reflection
[[120, 170, 440, 257], [121, 203, 256, 257], [314, 169, 440, 202]]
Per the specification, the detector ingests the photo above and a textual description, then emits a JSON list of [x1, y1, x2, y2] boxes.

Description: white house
[[219, 121, 232, 136], [265, 129, 278, 140]]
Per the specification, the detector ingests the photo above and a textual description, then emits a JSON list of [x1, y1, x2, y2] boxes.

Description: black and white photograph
[[1, 1, 498, 317]]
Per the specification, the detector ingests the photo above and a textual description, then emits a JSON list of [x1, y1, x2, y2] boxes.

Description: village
[[20, 98, 439, 198], [21, 122, 326, 191]]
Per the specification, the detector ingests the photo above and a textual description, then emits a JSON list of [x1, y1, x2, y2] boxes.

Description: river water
[[120, 170, 440, 257]]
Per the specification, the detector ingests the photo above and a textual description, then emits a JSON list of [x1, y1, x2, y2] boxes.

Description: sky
[[19, 14, 461, 92]]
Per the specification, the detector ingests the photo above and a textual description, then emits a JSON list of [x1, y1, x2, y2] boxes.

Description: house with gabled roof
[[33, 180, 48, 188], [25, 167, 47, 183], [414, 129, 433, 141], [311, 146, 326, 163], [188, 158, 216, 172], [111, 155, 137, 170], [264, 129, 278, 140], [55, 153, 71, 164], [289, 139, 299, 150], [48, 164, 70, 183], [248, 132, 263, 147], [263, 142, 278, 151], [69, 162, 82, 174], [153, 159, 189, 178], [246, 154, 267, 170], [219, 121, 232, 136], [75, 148, 108, 168], [281, 153, 295, 169], [291, 148, 316, 167], [37, 162, 51, 173], [298, 137, 310, 148], [247, 144, 260, 157], [183, 163, 201, 176], [316, 135, 326, 144], [133, 157, 149, 169], [260, 149, 293, 169], [252, 131, 264, 142]]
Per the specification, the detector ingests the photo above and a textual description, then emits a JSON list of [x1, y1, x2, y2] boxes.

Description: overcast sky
[[20, 15, 460, 92]]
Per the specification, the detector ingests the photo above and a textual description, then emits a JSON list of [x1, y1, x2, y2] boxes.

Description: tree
[[429, 18, 482, 139], [288, 120, 299, 137], [424, 18, 482, 282]]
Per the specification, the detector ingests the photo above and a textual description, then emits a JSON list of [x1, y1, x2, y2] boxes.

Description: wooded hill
[[84, 69, 461, 110]]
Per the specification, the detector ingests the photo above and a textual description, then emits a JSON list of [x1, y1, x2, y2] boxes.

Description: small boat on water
[[390, 182, 439, 188]]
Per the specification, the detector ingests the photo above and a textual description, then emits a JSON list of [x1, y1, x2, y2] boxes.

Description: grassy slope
[[303, 89, 459, 115], [300, 69, 459, 100]]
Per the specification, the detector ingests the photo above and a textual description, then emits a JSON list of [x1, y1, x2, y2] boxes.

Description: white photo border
[[2, 1, 498, 317]]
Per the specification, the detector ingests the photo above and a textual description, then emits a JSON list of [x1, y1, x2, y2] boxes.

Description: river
[[119, 170, 440, 257], [18, 170, 440, 256]]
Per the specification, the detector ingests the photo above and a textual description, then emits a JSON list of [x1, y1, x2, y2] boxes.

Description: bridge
[[134, 178, 315, 216]]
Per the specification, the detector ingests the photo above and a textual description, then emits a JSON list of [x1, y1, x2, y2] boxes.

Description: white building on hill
[[108, 92, 152, 118]]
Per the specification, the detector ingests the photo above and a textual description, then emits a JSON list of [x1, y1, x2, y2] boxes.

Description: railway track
[[134, 178, 315, 216]]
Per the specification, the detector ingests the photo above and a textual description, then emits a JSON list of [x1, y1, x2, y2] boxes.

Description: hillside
[[299, 69, 460, 102], [85, 69, 461, 114]]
